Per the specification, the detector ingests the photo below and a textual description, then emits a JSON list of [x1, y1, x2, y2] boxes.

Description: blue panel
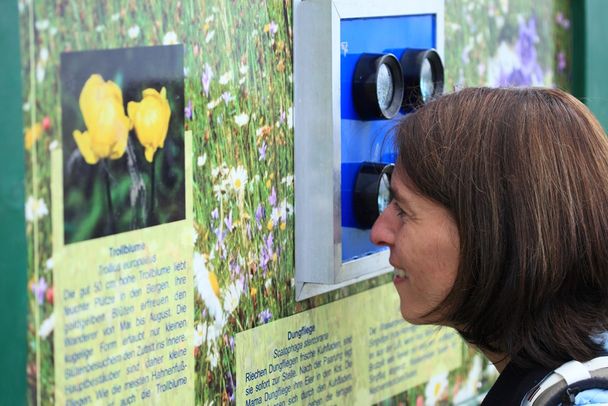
[[340, 14, 436, 262]]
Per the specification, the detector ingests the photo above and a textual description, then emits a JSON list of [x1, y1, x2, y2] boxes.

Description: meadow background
[[20, 0, 571, 404]]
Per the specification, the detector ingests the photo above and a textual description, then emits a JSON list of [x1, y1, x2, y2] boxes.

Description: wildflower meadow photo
[[60, 45, 185, 244]]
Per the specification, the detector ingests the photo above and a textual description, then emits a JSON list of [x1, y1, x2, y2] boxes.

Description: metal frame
[[294, 0, 444, 300]]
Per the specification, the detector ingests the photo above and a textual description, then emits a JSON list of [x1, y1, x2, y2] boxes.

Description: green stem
[[149, 158, 156, 226], [103, 160, 116, 234]]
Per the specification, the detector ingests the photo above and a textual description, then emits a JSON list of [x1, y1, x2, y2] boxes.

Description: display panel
[[18, 0, 567, 404]]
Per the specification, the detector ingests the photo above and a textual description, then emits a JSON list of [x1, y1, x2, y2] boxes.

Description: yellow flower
[[72, 74, 131, 164], [208, 271, 220, 298], [128, 87, 171, 162], [24, 123, 43, 150]]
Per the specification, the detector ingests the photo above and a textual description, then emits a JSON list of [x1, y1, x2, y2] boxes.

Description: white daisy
[[280, 175, 294, 186], [128, 25, 140, 39], [207, 98, 221, 110], [35, 19, 49, 31], [212, 183, 228, 201], [193, 252, 224, 323], [228, 166, 248, 194], [223, 282, 241, 314], [206, 317, 224, 341], [192, 227, 199, 245], [270, 207, 282, 224], [424, 371, 449, 406], [39, 313, 55, 339], [234, 113, 249, 127], [287, 106, 293, 130], [162, 31, 178, 45], [205, 30, 215, 43], [193, 323, 205, 347], [25, 196, 48, 222], [39, 48, 48, 63], [219, 72, 232, 85], [207, 343, 220, 368], [197, 153, 207, 167], [279, 199, 294, 219], [36, 63, 45, 83]]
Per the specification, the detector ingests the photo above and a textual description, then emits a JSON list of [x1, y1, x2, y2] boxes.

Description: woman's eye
[[393, 201, 408, 219]]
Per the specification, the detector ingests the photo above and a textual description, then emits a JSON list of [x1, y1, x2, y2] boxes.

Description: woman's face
[[370, 166, 460, 325]]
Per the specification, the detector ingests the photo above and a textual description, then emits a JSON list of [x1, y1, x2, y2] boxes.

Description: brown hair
[[397, 87, 608, 369]]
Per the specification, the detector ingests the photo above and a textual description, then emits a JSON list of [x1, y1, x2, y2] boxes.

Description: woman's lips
[[393, 267, 407, 284]]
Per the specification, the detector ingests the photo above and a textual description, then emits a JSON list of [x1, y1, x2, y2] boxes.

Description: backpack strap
[[521, 356, 608, 406]]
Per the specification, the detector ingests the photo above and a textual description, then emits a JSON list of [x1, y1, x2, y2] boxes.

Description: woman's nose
[[370, 209, 395, 247]]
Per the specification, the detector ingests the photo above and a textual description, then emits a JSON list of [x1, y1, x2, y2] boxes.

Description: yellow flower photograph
[[60, 45, 185, 243]]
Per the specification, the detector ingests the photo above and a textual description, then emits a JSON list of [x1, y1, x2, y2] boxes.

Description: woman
[[371, 87, 608, 404]]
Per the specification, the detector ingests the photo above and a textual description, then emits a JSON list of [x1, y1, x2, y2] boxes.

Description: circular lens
[[376, 63, 394, 111], [377, 172, 391, 214], [353, 162, 394, 229], [353, 53, 404, 119], [420, 58, 434, 103], [400, 49, 444, 109]]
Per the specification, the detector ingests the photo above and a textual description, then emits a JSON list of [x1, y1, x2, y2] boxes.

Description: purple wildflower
[[226, 371, 236, 402], [498, 17, 543, 87], [229, 260, 241, 278], [557, 51, 566, 72], [556, 12, 571, 29], [221, 91, 233, 105], [268, 21, 278, 36], [259, 232, 274, 272], [31, 277, 48, 305], [214, 227, 226, 249], [260, 248, 271, 271], [266, 233, 274, 253], [211, 208, 219, 219], [202, 63, 213, 97], [516, 17, 539, 68], [225, 211, 234, 232], [185, 100, 193, 120], [269, 187, 277, 206], [258, 309, 273, 324], [501, 69, 531, 87], [255, 204, 265, 226], [258, 141, 267, 161]]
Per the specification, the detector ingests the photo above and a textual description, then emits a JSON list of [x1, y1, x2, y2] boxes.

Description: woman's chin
[[399, 307, 426, 325], [399, 305, 445, 326]]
